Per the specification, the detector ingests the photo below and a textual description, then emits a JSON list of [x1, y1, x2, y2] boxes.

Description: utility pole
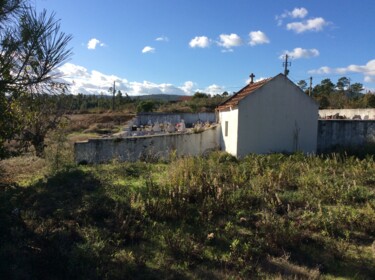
[[112, 81, 115, 111], [348, 78, 351, 92], [309, 76, 313, 96], [283, 54, 291, 76]]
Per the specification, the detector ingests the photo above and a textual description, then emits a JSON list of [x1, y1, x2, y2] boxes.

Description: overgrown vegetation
[[1, 152, 374, 279]]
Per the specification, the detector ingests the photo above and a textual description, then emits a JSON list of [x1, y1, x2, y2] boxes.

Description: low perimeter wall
[[75, 126, 220, 164], [75, 120, 375, 163], [318, 120, 375, 153], [319, 109, 375, 120], [134, 112, 216, 126]]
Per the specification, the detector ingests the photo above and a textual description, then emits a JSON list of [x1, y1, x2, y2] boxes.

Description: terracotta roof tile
[[217, 77, 272, 111]]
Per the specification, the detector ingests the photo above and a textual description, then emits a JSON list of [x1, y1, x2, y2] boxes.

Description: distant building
[[216, 73, 319, 157]]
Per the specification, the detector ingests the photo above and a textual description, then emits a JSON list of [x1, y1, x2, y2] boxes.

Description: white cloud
[[308, 59, 375, 83], [58, 63, 125, 95], [203, 84, 224, 96], [276, 7, 308, 26], [87, 38, 105, 50], [180, 81, 196, 94], [57, 63, 204, 96], [218, 33, 243, 49], [249, 31, 270, 46], [364, 76, 375, 83], [245, 76, 267, 84], [142, 46, 155, 53], [291, 8, 308, 19], [280, 48, 319, 59], [129, 81, 187, 95], [189, 36, 211, 48], [156, 36, 169, 42], [286, 17, 328, 33], [308, 66, 332, 75]]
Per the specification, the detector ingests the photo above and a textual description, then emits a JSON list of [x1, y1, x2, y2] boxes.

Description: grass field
[[1, 150, 374, 279]]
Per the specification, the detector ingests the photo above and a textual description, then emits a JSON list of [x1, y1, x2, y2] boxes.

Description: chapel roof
[[216, 76, 273, 111]]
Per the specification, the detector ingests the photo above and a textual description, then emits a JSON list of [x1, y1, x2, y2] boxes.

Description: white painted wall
[[219, 108, 238, 156], [220, 74, 319, 157], [235, 74, 318, 156]]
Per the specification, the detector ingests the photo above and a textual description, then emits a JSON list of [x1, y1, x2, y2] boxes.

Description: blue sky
[[35, 0, 375, 96]]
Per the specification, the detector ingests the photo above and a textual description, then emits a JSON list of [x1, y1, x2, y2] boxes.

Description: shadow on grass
[[0, 168, 166, 280], [282, 239, 375, 280], [320, 143, 375, 159]]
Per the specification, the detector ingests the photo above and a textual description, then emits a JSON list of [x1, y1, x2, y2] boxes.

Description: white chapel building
[[217, 73, 319, 157]]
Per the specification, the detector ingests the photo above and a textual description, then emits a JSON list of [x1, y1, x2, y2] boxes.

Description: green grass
[[1, 152, 374, 279]]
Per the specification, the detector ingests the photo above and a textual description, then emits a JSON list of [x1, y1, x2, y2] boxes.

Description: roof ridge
[[217, 77, 273, 110]]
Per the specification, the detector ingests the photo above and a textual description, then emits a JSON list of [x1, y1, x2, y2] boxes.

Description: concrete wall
[[317, 120, 375, 153], [134, 112, 216, 126], [75, 119, 375, 164], [75, 126, 220, 164], [319, 109, 375, 120], [219, 108, 238, 156], [236, 74, 318, 156]]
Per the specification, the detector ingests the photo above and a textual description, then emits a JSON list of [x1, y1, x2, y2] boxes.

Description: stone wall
[[317, 120, 375, 153], [75, 125, 220, 164]]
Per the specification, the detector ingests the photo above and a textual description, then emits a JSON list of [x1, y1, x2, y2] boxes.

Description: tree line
[[298, 77, 375, 108]]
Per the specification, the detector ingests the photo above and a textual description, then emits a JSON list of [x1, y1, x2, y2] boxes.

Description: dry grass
[[66, 112, 134, 133], [0, 155, 48, 185], [1, 112, 134, 186], [266, 255, 321, 279]]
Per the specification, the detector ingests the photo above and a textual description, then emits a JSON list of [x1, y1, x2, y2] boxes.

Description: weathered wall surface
[[75, 119, 375, 164], [75, 126, 220, 164], [319, 109, 375, 120], [134, 112, 216, 126], [318, 120, 375, 153]]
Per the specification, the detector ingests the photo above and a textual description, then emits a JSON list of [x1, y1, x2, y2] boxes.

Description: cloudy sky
[[36, 0, 375, 95]]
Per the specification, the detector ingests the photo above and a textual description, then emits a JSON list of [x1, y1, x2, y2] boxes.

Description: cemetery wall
[[317, 120, 375, 153], [75, 125, 220, 164]]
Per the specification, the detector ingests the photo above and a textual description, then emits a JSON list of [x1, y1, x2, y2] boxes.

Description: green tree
[[193, 92, 209, 99], [316, 95, 330, 109], [136, 100, 156, 113], [313, 78, 335, 96], [320, 78, 335, 95], [336, 77, 350, 91], [350, 82, 364, 95], [17, 92, 70, 157], [297, 80, 307, 91], [363, 93, 375, 108], [115, 90, 123, 108], [0, 0, 72, 157]]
